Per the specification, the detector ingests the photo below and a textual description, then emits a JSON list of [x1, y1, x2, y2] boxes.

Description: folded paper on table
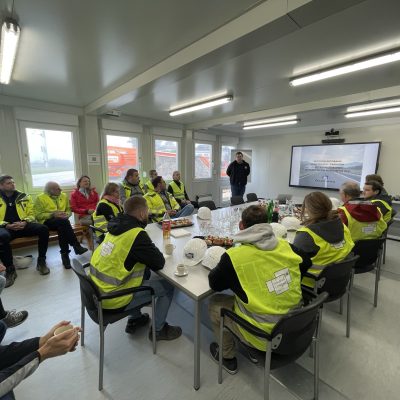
[[170, 228, 191, 238]]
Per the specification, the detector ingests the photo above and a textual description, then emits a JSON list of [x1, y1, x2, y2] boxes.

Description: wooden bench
[[11, 224, 94, 251]]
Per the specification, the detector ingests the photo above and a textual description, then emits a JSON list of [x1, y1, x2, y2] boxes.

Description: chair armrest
[[99, 285, 155, 300], [303, 271, 318, 280], [89, 225, 106, 234], [301, 285, 317, 304], [220, 308, 271, 340], [82, 262, 91, 269]]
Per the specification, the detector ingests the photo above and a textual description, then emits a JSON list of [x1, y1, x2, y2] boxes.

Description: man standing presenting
[[0, 175, 50, 286], [226, 151, 250, 198]]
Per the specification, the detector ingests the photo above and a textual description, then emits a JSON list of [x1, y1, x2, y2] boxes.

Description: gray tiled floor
[[2, 239, 400, 400]]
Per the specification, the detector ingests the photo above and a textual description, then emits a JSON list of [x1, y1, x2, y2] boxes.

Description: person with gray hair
[[34, 182, 87, 269], [338, 181, 387, 242]]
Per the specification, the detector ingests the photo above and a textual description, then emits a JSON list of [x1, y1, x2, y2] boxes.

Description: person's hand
[[38, 327, 81, 362], [40, 320, 72, 345], [14, 221, 27, 230], [88, 209, 95, 215], [54, 211, 68, 219], [168, 210, 177, 216], [0, 263, 6, 273], [6, 223, 20, 230]]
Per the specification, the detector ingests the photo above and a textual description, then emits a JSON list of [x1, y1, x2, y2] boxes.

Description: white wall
[[239, 123, 400, 202]]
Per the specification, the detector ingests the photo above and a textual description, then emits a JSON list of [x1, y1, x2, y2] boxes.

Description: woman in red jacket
[[70, 176, 99, 225]]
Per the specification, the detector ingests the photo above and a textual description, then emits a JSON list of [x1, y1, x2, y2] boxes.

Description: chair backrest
[[196, 193, 213, 203], [352, 238, 385, 270], [198, 200, 217, 210], [246, 193, 258, 202], [270, 292, 328, 357], [315, 255, 359, 301], [230, 196, 244, 206], [71, 259, 101, 323]]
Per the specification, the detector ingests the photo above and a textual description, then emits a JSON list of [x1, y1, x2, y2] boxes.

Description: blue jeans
[[123, 275, 174, 331], [231, 184, 245, 197], [174, 204, 194, 218], [0, 274, 5, 295]]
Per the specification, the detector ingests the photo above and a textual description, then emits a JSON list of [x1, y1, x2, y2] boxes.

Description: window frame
[[152, 136, 180, 182], [193, 141, 214, 181], [102, 129, 142, 184], [18, 121, 81, 193], [220, 144, 236, 179]]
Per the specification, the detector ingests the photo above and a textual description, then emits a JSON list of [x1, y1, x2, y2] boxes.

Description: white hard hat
[[329, 197, 341, 210], [13, 255, 33, 269], [269, 223, 287, 238], [197, 207, 211, 220], [183, 238, 207, 267], [202, 246, 226, 270], [281, 216, 301, 231]]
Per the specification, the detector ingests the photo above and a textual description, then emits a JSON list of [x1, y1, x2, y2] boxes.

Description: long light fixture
[[0, 18, 21, 85], [243, 115, 299, 130], [346, 98, 400, 113], [290, 49, 400, 87], [169, 95, 233, 116], [345, 106, 400, 118]]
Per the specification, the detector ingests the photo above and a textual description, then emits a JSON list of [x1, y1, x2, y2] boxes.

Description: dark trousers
[[44, 218, 79, 254], [231, 184, 246, 197], [0, 223, 49, 270]]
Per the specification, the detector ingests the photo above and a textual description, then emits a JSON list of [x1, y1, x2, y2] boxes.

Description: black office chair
[[71, 259, 156, 390], [352, 238, 385, 307], [218, 292, 328, 400], [89, 225, 106, 245], [302, 255, 359, 338], [246, 193, 258, 202], [198, 200, 217, 210], [382, 218, 394, 264], [230, 196, 245, 206]]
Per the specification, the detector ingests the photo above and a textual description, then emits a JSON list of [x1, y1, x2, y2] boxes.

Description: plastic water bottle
[[162, 212, 171, 240]]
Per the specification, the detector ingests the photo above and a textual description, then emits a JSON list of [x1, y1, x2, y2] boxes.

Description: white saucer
[[174, 271, 188, 277]]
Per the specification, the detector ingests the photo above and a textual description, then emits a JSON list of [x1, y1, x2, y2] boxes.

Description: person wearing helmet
[[226, 151, 250, 197], [338, 181, 387, 242], [0, 175, 50, 286], [167, 171, 198, 209], [144, 176, 194, 222], [90, 196, 182, 341], [119, 168, 146, 204], [363, 180, 394, 223], [293, 192, 354, 287], [208, 205, 310, 374]]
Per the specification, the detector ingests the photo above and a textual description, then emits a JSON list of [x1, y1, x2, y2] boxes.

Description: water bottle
[[162, 212, 171, 240]]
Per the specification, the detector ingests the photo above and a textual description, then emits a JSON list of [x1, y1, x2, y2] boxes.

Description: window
[[154, 139, 178, 181], [194, 142, 212, 179], [25, 127, 77, 188], [220, 145, 235, 178], [106, 135, 139, 182]]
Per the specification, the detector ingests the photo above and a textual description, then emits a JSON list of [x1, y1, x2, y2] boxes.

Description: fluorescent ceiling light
[[345, 106, 400, 118], [169, 95, 233, 116], [0, 19, 21, 85], [243, 120, 298, 130], [290, 49, 400, 87], [347, 98, 400, 113], [244, 115, 297, 127]]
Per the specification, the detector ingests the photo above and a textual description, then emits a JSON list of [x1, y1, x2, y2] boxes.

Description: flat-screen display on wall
[[289, 142, 381, 190]]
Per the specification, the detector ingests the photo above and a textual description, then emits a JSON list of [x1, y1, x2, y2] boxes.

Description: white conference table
[[145, 203, 297, 390]]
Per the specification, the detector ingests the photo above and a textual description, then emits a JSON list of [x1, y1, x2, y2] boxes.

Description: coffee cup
[[54, 323, 74, 336], [176, 263, 187, 276], [165, 243, 176, 255]]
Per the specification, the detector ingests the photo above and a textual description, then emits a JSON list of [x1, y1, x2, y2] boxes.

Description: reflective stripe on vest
[[339, 205, 387, 242], [90, 227, 146, 309], [169, 181, 185, 200], [229, 239, 302, 351], [92, 199, 121, 235], [371, 199, 393, 223]]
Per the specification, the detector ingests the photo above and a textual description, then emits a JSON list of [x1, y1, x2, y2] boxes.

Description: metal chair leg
[[98, 309, 105, 391], [314, 308, 322, 400], [151, 295, 157, 354], [81, 303, 85, 346], [264, 342, 272, 400], [218, 315, 224, 384], [374, 261, 381, 308], [346, 273, 353, 338], [382, 239, 386, 265]]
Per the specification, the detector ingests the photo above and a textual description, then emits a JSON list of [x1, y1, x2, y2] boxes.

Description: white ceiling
[[1, 0, 400, 135]]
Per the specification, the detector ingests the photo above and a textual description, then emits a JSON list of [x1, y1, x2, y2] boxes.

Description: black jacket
[[107, 214, 165, 272], [226, 160, 250, 186]]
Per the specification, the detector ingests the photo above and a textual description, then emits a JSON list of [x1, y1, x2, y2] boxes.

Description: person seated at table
[[365, 174, 392, 205], [208, 205, 306, 374], [144, 169, 158, 193], [0, 320, 80, 400], [70, 175, 99, 226], [119, 169, 146, 204], [338, 181, 387, 241], [167, 171, 198, 208], [363, 180, 394, 223], [144, 176, 194, 222], [90, 196, 182, 340], [0, 175, 50, 284], [92, 182, 123, 241], [34, 182, 88, 269], [293, 191, 354, 287]]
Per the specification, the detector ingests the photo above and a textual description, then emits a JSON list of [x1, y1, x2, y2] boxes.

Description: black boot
[[73, 244, 88, 255], [5, 269, 17, 288], [61, 253, 71, 269], [36, 257, 50, 275]]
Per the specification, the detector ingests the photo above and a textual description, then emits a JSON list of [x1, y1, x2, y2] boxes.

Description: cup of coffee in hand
[[54, 324, 74, 336], [165, 243, 176, 255]]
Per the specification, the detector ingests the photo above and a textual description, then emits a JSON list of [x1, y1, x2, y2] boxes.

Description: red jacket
[[70, 188, 99, 219]]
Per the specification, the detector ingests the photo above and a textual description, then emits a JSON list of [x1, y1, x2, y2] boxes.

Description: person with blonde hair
[[293, 191, 354, 286]]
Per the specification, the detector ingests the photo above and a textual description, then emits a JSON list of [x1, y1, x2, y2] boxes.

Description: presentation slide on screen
[[290, 143, 380, 190]]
